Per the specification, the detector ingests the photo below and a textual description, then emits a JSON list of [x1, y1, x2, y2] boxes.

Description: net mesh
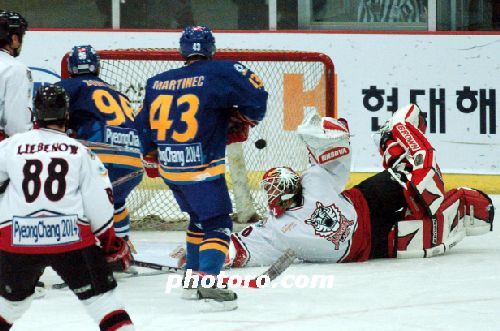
[[87, 48, 334, 230]]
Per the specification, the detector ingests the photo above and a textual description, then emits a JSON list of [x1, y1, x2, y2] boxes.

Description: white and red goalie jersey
[[231, 164, 369, 267], [0, 128, 115, 254], [230, 113, 372, 267]]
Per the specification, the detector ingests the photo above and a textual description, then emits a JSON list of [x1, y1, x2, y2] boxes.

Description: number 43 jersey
[[0, 129, 115, 254], [136, 60, 268, 184]]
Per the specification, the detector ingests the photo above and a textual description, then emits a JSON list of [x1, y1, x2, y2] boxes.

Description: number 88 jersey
[[136, 60, 268, 185], [0, 129, 114, 254]]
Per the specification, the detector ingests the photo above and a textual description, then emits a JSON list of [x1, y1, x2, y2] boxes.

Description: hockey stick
[[78, 139, 136, 153], [131, 260, 183, 273], [51, 268, 168, 289], [111, 169, 144, 187], [133, 248, 296, 289], [224, 248, 296, 288]]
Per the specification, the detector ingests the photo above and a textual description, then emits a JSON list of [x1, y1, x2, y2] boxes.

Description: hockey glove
[[105, 236, 132, 271], [142, 152, 160, 178], [98, 228, 132, 271], [227, 111, 257, 145]]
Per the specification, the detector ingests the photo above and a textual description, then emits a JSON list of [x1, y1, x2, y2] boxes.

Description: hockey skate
[[181, 271, 198, 300], [197, 284, 238, 312]]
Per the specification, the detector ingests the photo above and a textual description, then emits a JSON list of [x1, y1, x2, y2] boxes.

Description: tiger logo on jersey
[[305, 201, 354, 250]]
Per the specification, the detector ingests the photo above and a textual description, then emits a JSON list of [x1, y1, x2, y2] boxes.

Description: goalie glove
[[296, 108, 351, 190], [227, 111, 257, 145], [142, 152, 160, 178]]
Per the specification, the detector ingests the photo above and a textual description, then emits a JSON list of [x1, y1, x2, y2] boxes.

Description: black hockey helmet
[[0, 10, 28, 45], [34, 85, 70, 126]]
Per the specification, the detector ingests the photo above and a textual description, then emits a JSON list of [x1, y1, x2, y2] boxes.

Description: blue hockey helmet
[[179, 26, 215, 59], [67, 45, 100, 75]]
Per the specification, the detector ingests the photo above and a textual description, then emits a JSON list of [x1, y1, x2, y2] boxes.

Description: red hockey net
[[61, 48, 336, 230]]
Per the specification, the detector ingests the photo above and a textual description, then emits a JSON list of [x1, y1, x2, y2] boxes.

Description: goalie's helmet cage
[[179, 25, 216, 59], [0, 10, 28, 45], [34, 84, 70, 124], [261, 167, 301, 217], [67, 45, 100, 76]]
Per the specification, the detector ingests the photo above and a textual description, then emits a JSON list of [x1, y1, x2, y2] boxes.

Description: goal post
[[61, 48, 336, 230]]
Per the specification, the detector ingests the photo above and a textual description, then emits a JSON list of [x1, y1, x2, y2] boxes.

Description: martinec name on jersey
[[228, 106, 494, 267], [136, 25, 268, 311]]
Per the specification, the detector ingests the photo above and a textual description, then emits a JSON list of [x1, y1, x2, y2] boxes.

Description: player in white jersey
[[0, 85, 134, 330], [229, 106, 494, 267], [0, 10, 33, 140]]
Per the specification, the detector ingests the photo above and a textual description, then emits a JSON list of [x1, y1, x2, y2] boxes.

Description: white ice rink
[[14, 196, 500, 331]]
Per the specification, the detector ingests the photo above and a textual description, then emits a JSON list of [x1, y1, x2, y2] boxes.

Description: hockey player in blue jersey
[[135, 26, 268, 309], [57, 45, 143, 259]]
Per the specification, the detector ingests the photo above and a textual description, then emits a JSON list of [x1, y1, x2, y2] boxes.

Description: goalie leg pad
[[444, 187, 494, 236]]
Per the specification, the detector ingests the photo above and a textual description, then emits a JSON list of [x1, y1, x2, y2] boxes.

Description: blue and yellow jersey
[[57, 75, 142, 172], [136, 60, 268, 185]]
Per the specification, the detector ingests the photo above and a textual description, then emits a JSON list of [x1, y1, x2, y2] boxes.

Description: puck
[[255, 139, 267, 149]]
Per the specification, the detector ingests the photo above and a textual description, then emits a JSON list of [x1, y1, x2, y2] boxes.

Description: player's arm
[[228, 62, 268, 122], [135, 81, 160, 177], [79, 146, 132, 269], [230, 220, 285, 267], [0, 140, 10, 190], [378, 104, 444, 217], [226, 63, 269, 144], [3, 64, 33, 137]]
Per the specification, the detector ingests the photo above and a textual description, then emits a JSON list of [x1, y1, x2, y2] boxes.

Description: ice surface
[[14, 197, 500, 330]]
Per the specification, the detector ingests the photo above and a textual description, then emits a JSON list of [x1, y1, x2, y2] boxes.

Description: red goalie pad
[[440, 187, 494, 236], [386, 122, 444, 217]]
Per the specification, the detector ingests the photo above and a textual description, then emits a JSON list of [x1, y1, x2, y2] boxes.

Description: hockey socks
[[83, 290, 134, 331], [186, 229, 204, 271], [199, 233, 230, 275], [113, 204, 130, 238], [0, 316, 11, 331], [99, 310, 134, 331]]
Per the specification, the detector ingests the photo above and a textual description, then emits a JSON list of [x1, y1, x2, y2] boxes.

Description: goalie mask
[[68, 45, 100, 76], [261, 167, 301, 217]]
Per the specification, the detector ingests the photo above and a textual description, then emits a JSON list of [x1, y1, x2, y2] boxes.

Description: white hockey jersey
[[232, 163, 372, 267], [0, 50, 33, 137], [0, 129, 114, 253]]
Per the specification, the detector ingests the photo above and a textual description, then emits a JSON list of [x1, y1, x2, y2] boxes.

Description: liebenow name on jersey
[[104, 126, 141, 153], [17, 142, 79, 155], [151, 75, 205, 91], [12, 214, 81, 246], [158, 143, 202, 167]]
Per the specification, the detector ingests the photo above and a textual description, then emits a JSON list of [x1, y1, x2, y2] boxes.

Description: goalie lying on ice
[[226, 104, 494, 266]]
